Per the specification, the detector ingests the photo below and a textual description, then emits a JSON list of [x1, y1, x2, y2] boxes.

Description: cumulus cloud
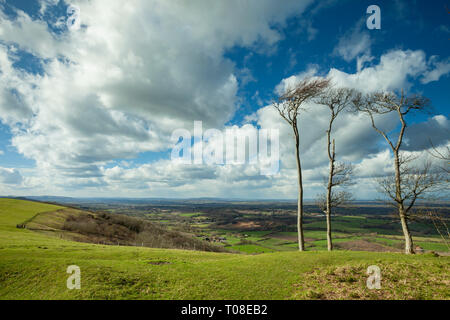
[[333, 20, 374, 72], [334, 27, 372, 63], [421, 57, 450, 84], [328, 50, 428, 92], [252, 49, 449, 198], [0, 1, 447, 199], [0, 167, 23, 185], [62, 47, 450, 198], [355, 150, 393, 178], [0, 0, 313, 185], [275, 64, 320, 95], [404, 115, 450, 151]]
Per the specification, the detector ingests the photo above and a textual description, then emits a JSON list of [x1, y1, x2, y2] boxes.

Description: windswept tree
[[273, 77, 330, 251], [422, 141, 449, 245], [315, 87, 355, 251], [428, 140, 450, 174], [354, 90, 442, 254], [422, 209, 450, 251]]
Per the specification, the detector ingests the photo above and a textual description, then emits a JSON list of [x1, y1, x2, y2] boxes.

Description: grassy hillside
[[18, 205, 227, 253], [0, 198, 448, 300]]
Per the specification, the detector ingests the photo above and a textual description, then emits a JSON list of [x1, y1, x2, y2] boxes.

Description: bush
[[62, 211, 227, 252]]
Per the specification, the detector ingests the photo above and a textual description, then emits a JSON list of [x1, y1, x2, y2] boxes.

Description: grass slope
[[0, 198, 448, 300], [21, 206, 227, 252]]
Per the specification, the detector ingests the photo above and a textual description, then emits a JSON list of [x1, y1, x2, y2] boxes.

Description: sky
[[0, 0, 448, 199]]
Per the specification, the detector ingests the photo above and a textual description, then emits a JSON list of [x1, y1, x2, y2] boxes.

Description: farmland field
[[59, 197, 449, 255]]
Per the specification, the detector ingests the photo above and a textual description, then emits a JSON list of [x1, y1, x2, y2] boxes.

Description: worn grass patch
[[292, 259, 450, 300]]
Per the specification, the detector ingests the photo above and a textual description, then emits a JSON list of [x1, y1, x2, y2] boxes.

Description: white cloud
[[333, 21, 372, 64], [252, 49, 449, 198], [404, 115, 450, 151], [355, 150, 393, 178], [328, 50, 428, 92], [0, 2, 447, 199], [0, 167, 23, 185], [421, 58, 450, 84], [0, 0, 314, 188], [275, 64, 319, 95]]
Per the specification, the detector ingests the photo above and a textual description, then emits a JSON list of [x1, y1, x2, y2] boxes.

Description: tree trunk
[[394, 151, 414, 254], [326, 138, 335, 251], [294, 130, 305, 251], [400, 208, 414, 254], [325, 210, 332, 251], [326, 164, 333, 251]]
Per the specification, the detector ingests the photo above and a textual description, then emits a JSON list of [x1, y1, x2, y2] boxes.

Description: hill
[[0, 198, 448, 299], [15, 204, 226, 253]]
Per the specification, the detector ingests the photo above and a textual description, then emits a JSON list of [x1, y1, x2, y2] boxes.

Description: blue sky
[[227, 0, 450, 122], [0, 0, 448, 198]]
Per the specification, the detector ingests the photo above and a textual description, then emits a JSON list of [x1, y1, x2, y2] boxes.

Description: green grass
[[308, 237, 360, 249], [178, 212, 202, 217], [0, 198, 448, 300], [192, 223, 210, 228], [221, 235, 241, 245], [229, 244, 275, 254], [415, 241, 449, 252], [0, 199, 62, 229]]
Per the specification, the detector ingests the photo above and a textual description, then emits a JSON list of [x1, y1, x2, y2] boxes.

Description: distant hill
[[4, 196, 449, 206]]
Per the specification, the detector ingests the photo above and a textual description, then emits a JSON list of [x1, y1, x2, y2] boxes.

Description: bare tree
[[413, 209, 450, 251], [428, 140, 450, 174], [273, 77, 330, 251], [354, 90, 442, 254], [315, 87, 355, 251], [425, 210, 450, 251]]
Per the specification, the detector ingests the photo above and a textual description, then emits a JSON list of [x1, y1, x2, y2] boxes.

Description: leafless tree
[[315, 87, 355, 251], [417, 209, 450, 251], [428, 140, 450, 174], [354, 90, 442, 254], [273, 77, 330, 251]]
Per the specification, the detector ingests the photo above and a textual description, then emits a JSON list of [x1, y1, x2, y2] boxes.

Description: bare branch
[[314, 85, 355, 251], [332, 162, 354, 187], [354, 89, 434, 254], [417, 210, 450, 250], [427, 139, 450, 174], [351, 90, 432, 153], [274, 77, 331, 127], [316, 190, 353, 213], [315, 87, 356, 119]]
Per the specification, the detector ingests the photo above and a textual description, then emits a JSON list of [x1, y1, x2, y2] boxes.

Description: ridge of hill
[[15, 203, 227, 253]]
